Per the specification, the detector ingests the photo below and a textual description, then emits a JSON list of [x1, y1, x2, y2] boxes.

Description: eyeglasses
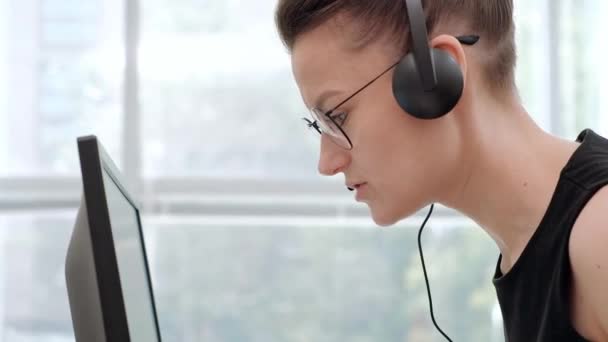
[[302, 35, 480, 150]]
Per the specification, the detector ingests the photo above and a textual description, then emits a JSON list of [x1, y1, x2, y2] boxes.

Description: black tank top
[[492, 129, 608, 342]]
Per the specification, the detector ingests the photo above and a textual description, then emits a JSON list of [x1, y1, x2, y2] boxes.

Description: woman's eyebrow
[[313, 89, 343, 110]]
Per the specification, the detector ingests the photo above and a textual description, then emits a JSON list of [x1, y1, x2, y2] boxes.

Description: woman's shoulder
[[568, 184, 608, 341]]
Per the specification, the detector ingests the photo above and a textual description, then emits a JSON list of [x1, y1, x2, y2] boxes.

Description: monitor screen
[[102, 170, 160, 342]]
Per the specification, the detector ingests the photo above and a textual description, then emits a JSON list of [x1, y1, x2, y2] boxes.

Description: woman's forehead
[[291, 21, 393, 109]]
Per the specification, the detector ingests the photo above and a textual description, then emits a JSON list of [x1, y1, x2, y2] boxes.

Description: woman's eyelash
[[329, 112, 348, 125]]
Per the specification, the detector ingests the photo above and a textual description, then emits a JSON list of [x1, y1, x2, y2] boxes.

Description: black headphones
[[393, 0, 477, 120], [392, 2, 480, 341]]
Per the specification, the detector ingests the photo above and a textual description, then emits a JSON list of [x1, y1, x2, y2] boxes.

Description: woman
[[274, 0, 608, 341]]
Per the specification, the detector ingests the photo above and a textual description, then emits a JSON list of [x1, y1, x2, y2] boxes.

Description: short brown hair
[[275, 0, 516, 91]]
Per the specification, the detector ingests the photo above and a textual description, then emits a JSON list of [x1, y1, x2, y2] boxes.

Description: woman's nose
[[317, 134, 350, 176]]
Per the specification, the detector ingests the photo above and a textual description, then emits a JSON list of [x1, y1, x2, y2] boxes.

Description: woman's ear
[[430, 34, 468, 86]]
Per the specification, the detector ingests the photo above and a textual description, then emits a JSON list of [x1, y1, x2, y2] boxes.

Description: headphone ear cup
[[392, 48, 464, 120]]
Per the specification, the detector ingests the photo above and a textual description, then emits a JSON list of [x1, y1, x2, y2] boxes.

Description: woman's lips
[[354, 183, 368, 201], [347, 182, 366, 191]]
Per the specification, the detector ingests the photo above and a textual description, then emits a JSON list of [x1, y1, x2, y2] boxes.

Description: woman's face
[[291, 19, 465, 226]]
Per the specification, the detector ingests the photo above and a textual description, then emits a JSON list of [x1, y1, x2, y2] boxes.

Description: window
[[0, 0, 124, 176], [559, 0, 608, 138], [140, 0, 315, 179]]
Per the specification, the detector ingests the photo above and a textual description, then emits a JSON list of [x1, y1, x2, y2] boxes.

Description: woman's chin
[[368, 201, 423, 227], [369, 206, 400, 227]]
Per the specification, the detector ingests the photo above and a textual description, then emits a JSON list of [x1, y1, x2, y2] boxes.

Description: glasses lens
[[310, 108, 351, 149]]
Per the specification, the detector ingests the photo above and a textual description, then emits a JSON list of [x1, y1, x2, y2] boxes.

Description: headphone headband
[[404, 0, 437, 91]]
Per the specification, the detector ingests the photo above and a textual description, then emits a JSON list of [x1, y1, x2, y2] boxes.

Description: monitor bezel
[[77, 135, 162, 341]]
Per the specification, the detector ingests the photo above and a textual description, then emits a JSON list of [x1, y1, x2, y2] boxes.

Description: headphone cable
[[417, 203, 453, 341]]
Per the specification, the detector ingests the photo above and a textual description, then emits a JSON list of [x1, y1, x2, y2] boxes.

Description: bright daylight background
[[0, 0, 607, 341]]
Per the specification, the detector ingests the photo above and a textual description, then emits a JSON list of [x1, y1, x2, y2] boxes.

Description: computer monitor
[[65, 136, 162, 342]]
